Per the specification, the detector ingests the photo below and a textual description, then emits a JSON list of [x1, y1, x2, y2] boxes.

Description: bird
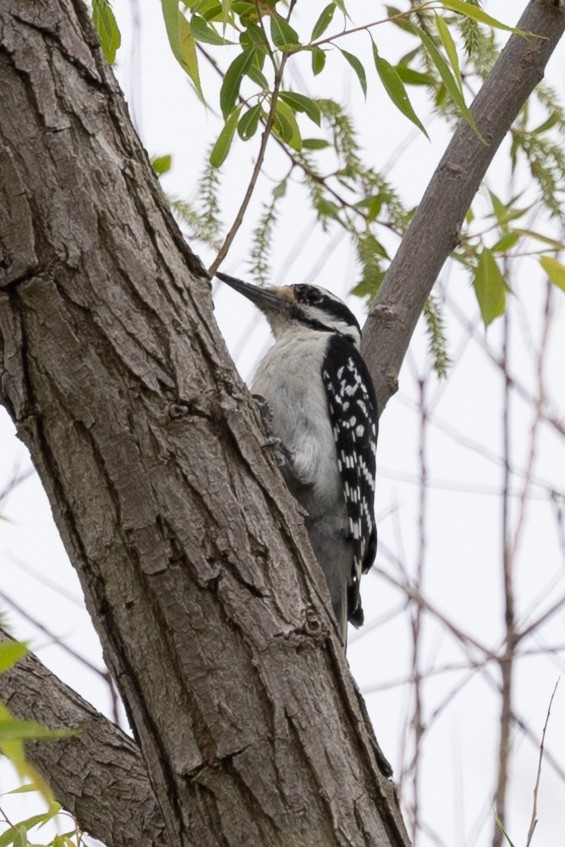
[[217, 271, 378, 642]]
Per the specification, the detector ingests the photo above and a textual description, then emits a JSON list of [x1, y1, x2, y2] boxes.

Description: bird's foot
[[253, 393, 273, 427], [253, 394, 291, 467]]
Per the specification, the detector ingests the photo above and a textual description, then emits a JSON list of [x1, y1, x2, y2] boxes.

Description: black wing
[[322, 333, 378, 626]]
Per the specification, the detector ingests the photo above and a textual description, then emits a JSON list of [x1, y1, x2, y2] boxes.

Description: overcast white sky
[[1, 3, 565, 845]]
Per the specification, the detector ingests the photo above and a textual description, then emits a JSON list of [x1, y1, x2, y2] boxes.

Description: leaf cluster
[[168, 151, 225, 250], [91, 1, 565, 372]]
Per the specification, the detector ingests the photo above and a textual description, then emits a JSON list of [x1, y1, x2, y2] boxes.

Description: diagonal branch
[[0, 630, 165, 847], [363, 0, 565, 410]]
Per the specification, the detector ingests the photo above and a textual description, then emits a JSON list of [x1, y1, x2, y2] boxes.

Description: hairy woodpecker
[[217, 272, 378, 641]]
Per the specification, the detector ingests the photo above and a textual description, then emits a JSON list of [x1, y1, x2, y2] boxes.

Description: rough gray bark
[[0, 630, 165, 847], [364, 0, 565, 411], [0, 2, 407, 846]]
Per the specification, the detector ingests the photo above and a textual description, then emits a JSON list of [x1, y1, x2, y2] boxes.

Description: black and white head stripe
[[216, 274, 361, 343], [322, 333, 378, 626], [292, 284, 362, 341]]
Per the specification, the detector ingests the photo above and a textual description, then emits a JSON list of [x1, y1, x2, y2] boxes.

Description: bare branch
[[363, 0, 565, 410], [0, 630, 165, 847], [526, 679, 560, 847]]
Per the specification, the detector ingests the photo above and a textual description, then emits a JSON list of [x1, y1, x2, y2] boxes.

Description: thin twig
[[492, 308, 515, 847], [311, 4, 436, 48], [6, 551, 83, 606], [445, 290, 565, 441], [0, 587, 108, 682], [0, 466, 35, 510], [196, 43, 378, 229], [1, 584, 124, 725], [508, 280, 553, 565], [526, 679, 560, 847], [208, 54, 289, 276], [405, 375, 429, 844]]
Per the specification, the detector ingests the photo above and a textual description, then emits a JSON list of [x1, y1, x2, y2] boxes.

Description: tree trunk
[[0, 2, 408, 845]]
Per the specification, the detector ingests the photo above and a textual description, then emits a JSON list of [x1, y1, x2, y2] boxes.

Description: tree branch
[[363, 0, 565, 410], [0, 630, 165, 847]]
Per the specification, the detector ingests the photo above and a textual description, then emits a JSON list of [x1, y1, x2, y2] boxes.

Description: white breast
[[251, 329, 342, 518]]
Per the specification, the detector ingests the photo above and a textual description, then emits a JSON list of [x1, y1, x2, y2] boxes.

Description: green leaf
[[540, 256, 565, 293], [221, 0, 232, 25], [270, 15, 300, 50], [92, 0, 121, 65], [151, 154, 172, 176], [272, 179, 287, 199], [279, 92, 321, 126], [316, 198, 340, 220], [395, 66, 436, 86], [532, 113, 560, 135], [358, 231, 388, 258], [231, 1, 257, 20], [0, 715, 74, 743], [239, 22, 267, 49], [311, 3, 335, 41], [492, 809, 517, 847], [353, 232, 388, 297], [5, 812, 59, 847], [491, 231, 520, 253], [409, 23, 483, 141], [332, 0, 348, 15], [439, 0, 529, 36], [161, 0, 204, 101], [488, 192, 531, 226], [435, 13, 462, 90], [273, 99, 302, 150], [7, 783, 41, 795], [311, 46, 326, 75], [245, 59, 269, 90], [302, 138, 330, 150], [357, 194, 384, 222], [340, 49, 367, 98], [473, 249, 506, 326], [372, 44, 428, 138], [210, 107, 241, 167], [191, 13, 233, 44], [195, 4, 225, 21], [220, 49, 256, 118], [514, 229, 565, 251], [489, 190, 512, 225], [386, 5, 414, 33], [0, 641, 28, 674], [1, 823, 25, 847], [246, 67, 269, 88], [237, 104, 262, 140], [352, 272, 385, 298]]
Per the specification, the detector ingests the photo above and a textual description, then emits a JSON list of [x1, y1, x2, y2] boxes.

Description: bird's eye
[[303, 286, 323, 305]]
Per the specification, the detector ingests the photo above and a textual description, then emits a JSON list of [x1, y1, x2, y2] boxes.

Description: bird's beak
[[216, 272, 293, 316]]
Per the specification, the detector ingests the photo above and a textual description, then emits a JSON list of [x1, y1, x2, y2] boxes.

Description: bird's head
[[216, 272, 361, 346]]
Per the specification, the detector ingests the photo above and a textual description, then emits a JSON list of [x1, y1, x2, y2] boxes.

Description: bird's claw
[[253, 394, 291, 467]]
